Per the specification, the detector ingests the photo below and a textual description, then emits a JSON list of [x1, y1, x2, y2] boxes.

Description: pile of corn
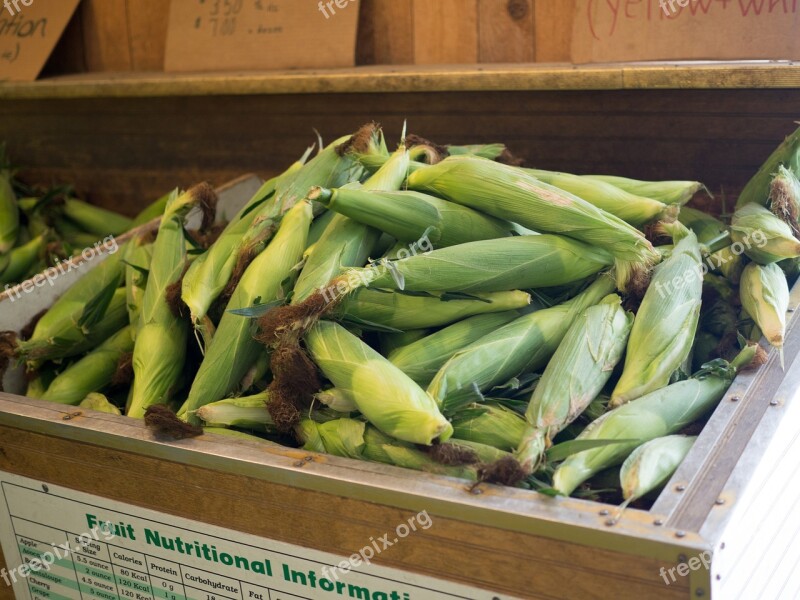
[[2, 123, 798, 507], [0, 148, 166, 288]]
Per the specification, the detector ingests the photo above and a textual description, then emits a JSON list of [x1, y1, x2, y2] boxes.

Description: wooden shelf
[[2, 61, 799, 99]]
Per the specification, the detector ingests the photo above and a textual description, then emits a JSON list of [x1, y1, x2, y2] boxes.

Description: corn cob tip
[[306, 186, 332, 205], [266, 341, 321, 432], [110, 351, 134, 387], [20, 309, 47, 341], [742, 343, 770, 370], [404, 134, 449, 164], [477, 455, 528, 487], [427, 443, 480, 466], [144, 405, 203, 440], [187, 182, 219, 232], [769, 176, 800, 238], [255, 291, 333, 348], [617, 260, 653, 299], [336, 122, 381, 157], [165, 263, 191, 318]]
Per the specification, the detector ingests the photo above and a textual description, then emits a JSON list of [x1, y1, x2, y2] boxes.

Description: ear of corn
[[526, 168, 672, 226], [351, 235, 612, 294], [339, 289, 531, 331], [582, 174, 703, 206], [40, 325, 133, 405], [514, 294, 633, 473], [310, 187, 513, 248], [177, 200, 313, 423], [79, 393, 122, 415], [428, 276, 615, 410], [307, 210, 337, 247], [620, 435, 696, 502], [388, 312, 519, 386], [128, 187, 210, 419], [194, 393, 274, 431], [451, 403, 527, 451], [0, 233, 47, 285], [678, 207, 728, 245], [731, 203, 800, 265], [610, 230, 703, 407], [62, 198, 133, 237], [737, 125, 800, 209], [315, 388, 358, 413], [448, 143, 508, 160], [379, 329, 430, 357], [305, 320, 452, 445], [553, 346, 755, 496], [407, 156, 659, 291], [0, 168, 19, 254], [769, 165, 800, 238], [740, 262, 790, 351]]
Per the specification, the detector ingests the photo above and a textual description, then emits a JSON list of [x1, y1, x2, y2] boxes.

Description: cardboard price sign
[[572, 0, 800, 63], [165, 0, 361, 73], [0, 0, 81, 82]]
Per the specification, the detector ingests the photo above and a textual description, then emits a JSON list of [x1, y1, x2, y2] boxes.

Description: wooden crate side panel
[[534, 0, 575, 62], [356, 0, 415, 65], [478, 0, 536, 63], [0, 425, 689, 600], [413, 0, 479, 64], [0, 89, 798, 216]]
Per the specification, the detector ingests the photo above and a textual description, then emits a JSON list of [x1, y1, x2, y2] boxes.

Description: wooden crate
[[1, 64, 800, 599]]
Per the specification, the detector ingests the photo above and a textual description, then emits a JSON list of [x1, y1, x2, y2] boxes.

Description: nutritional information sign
[[0, 472, 509, 600]]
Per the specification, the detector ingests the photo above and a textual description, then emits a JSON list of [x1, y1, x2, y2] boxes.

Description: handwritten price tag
[[0, 0, 81, 82], [165, 0, 360, 72]]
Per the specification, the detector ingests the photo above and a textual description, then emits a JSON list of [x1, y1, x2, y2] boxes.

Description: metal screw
[[604, 519, 616, 527], [598, 509, 609, 516], [716, 575, 721, 581], [770, 400, 779, 406], [676, 531, 687, 539], [788, 307, 795, 313], [470, 486, 483, 495], [715, 498, 725, 505], [41, 484, 48, 493], [653, 519, 664, 526], [62, 411, 82, 421], [678, 554, 688, 563], [676, 484, 686, 492], [720, 542, 726, 550], [696, 589, 705, 597], [730, 395, 740, 402]]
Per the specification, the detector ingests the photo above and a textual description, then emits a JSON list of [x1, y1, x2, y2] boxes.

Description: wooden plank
[[80, 0, 133, 72], [356, 0, 415, 65], [413, 0, 479, 64], [126, 0, 170, 71], [40, 8, 86, 77], [479, 0, 536, 63], [0, 425, 690, 599], [534, 0, 575, 62]]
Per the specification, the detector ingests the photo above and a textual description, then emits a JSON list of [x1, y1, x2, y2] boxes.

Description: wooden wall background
[[43, 0, 575, 75]]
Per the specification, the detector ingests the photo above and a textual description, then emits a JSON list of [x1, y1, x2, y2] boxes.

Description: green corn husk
[[620, 435, 696, 503], [123, 238, 153, 338], [610, 229, 703, 407], [40, 326, 133, 405], [740, 262, 790, 352], [178, 201, 313, 423], [0, 233, 46, 285], [79, 393, 122, 415], [62, 198, 133, 237], [731, 203, 800, 265], [451, 403, 527, 452], [514, 295, 633, 474], [710, 246, 745, 284], [582, 174, 704, 206], [769, 165, 800, 238], [194, 393, 274, 431], [203, 427, 276, 444], [307, 210, 336, 247], [526, 168, 673, 226], [678, 207, 728, 244], [737, 125, 800, 209], [17, 286, 128, 364], [305, 320, 452, 445], [388, 312, 518, 386], [428, 276, 615, 410], [553, 346, 755, 496], [292, 143, 411, 303], [0, 168, 19, 254], [128, 187, 209, 419], [379, 329, 429, 356], [349, 235, 612, 294], [310, 186, 513, 248], [447, 143, 508, 160], [407, 156, 659, 291], [339, 289, 531, 331], [130, 191, 172, 228], [315, 388, 358, 413]]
